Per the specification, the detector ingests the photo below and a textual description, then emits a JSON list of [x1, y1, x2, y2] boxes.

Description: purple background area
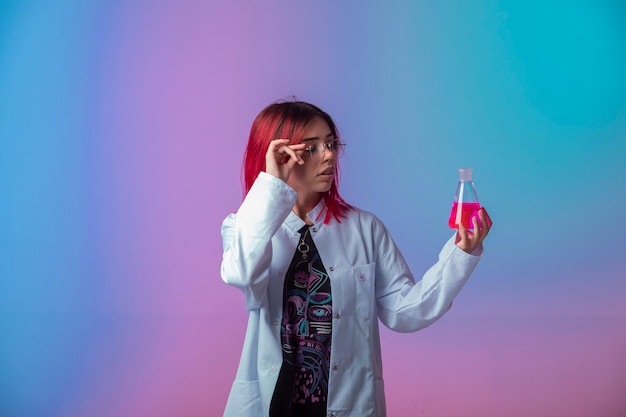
[[1, 1, 625, 416]]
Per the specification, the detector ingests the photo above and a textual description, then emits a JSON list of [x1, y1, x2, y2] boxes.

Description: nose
[[322, 145, 337, 162]]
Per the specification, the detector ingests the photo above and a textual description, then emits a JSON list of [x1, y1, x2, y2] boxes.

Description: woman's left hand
[[455, 208, 492, 254]]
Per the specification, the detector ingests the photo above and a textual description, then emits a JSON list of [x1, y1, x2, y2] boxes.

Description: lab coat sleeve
[[221, 172, 297, 310], [373, 217, 482, 332]]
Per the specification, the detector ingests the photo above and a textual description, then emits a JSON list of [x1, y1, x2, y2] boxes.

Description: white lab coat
[[221, 172, 482, 417]]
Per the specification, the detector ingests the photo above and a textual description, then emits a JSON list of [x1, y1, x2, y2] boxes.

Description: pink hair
[[242, 99, 353, 224]]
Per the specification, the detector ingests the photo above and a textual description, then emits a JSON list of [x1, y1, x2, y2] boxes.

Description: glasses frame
[[304, 139, 347, 162]]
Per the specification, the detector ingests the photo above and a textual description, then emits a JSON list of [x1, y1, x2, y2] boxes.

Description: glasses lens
[[308, 143, 321, 162], [308, 140, 345, 162]]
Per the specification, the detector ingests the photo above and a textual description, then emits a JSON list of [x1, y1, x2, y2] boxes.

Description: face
[[287, 116, 338, 201]]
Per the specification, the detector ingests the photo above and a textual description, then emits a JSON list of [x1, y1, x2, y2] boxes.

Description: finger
[[268, 138, 290, 150], [270, 139, 307, 152], [469, 211, 488, 248], [458, 222, 469, 245], [279, 145, 305, 165], [456, 223, 477, 253], [481, 208, 493, 229], [288, 143, 308, 150], [476, 210, 490, 241], [286, 144, 308, 164], [471, 214, 481, 237], [286, 144, 308, 158], [272, 142, 306, 155], [477, 210, 487, 234], [267, 139, 290, 160]]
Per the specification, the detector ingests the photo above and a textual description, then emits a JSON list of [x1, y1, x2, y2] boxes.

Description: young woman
[[221, 100, 491, 417]]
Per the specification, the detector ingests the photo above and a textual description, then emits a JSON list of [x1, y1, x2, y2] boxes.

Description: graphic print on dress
[[279, 225, 332, 406]]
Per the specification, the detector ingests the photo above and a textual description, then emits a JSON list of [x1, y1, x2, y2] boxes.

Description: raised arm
[[221, 139, 306, 310]]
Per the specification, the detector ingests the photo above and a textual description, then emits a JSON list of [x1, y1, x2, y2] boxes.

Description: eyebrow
[[302, 133, 335, 142]]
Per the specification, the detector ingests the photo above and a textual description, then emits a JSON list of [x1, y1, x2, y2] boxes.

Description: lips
[[318, 168, 335, 176]]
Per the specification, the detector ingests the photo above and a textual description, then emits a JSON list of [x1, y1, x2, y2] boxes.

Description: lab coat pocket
[[223, 380, 262, 417], [353, 263, 376, 319]]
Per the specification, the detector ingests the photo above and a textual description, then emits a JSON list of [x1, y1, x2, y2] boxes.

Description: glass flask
[[448, 168, 481, 230]]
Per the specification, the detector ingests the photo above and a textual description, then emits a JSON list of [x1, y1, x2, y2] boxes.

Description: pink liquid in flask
[[448, 201, 481, 229]]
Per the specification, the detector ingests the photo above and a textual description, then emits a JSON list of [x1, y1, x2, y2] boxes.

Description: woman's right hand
[[265, 139, 307, 183]]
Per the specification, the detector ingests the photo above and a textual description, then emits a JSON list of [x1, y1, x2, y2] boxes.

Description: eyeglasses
[[304, 139, 346, 162]]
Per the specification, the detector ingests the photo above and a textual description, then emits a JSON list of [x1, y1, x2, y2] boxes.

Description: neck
[[293, 193, 322, 224]]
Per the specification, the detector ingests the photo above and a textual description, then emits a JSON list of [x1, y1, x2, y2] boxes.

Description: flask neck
[[454, 179, 480, 204]]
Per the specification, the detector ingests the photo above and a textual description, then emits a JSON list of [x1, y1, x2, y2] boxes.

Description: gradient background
[[1, 1, 625, 416]]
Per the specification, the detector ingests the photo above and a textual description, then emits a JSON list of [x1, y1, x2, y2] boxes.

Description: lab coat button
[[359, 273, 366, 281], [334, 313, 341, 319], [273, 319, 279, 325], [329, 414, 335, 417], [332, 364, 338, 371], [271, 367, 277, 373], [329, 266, 334, 272]]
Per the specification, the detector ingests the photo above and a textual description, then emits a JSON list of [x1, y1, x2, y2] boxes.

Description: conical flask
[[448, 168, 481, 229]]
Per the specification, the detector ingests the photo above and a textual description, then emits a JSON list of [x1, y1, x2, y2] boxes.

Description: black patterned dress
[[269, 225, 333, 417]]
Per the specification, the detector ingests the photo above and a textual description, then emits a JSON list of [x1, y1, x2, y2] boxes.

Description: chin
[[316, 185, 333, 193]]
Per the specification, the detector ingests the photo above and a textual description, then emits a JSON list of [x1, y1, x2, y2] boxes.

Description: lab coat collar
[[284, 198, 326, 232]]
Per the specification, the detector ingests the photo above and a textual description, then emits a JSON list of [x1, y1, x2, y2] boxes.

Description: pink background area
[[1, 1, 625, 416]]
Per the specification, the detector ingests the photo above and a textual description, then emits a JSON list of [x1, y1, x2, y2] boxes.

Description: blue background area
[[1, 1, 625, 415]]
